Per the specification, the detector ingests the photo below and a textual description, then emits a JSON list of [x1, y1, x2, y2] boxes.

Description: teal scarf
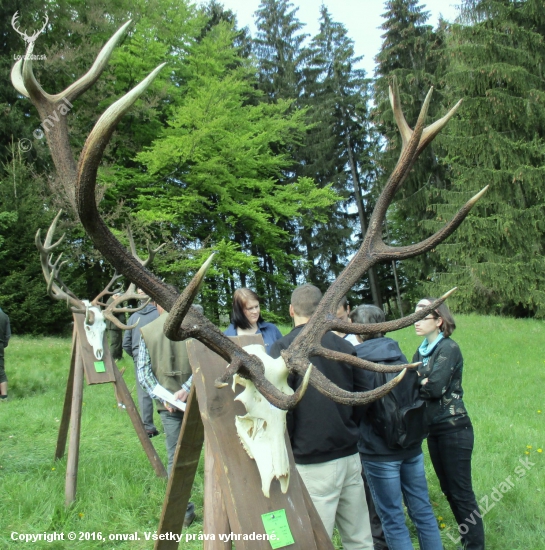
[[418, 332, 444, 368]]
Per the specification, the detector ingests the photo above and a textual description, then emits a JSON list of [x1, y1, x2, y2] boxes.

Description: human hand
[[173, 389, 189, 403], [421, 378, 429, 386]]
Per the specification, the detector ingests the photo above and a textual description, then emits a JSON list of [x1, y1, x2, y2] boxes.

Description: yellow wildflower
[[538, 449, 543, 453]]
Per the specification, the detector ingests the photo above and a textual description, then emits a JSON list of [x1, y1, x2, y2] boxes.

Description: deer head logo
[[12, 11, 48, 46]]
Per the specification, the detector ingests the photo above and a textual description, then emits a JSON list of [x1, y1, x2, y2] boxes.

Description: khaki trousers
[[297, 453, 373, 550]]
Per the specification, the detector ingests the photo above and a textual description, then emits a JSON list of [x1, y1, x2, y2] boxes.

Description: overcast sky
[[201, 0, 461, 76]]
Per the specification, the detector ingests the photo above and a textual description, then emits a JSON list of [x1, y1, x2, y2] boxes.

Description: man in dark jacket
[[351, 305, 442, 550], [269, 284, 372, 550], [0, 306, 11, 399], [122, 291, 159, 436]]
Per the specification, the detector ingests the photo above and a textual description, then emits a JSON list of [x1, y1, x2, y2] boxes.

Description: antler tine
[[378, 186, 489, 261], [15, 20, 132, 105], [59, 19, 132, 104], [35, 209, 65, 254], [307, 366, 407, 406], [11, 60, 29, 98], [329, 289, 457, 336], [102, 283, 151, 330], [126, 226, 166, 267], [164, 253, 216, 341], [313, 347, 420, 373], [92, 271, 124, 306], [142, 241, 167, 268]]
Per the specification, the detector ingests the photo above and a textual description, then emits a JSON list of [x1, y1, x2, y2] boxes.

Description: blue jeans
[[363, 454, 443, 550]]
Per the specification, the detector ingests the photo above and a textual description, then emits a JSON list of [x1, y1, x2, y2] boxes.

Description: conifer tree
[[373, 0, 449, 302], [300, 6, 384, 304], [431, 0, 545, 316]]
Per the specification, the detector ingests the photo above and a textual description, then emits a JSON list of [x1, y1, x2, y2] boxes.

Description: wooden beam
[[203, 437, 230, 549], [65, 342, 84, 506], [154, 384, 204, 550], [55, 325, 77, 460], [112, 362, 167, 478]]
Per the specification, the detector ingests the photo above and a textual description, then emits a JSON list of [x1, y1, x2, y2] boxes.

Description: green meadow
[[0, 315, 543, 549]]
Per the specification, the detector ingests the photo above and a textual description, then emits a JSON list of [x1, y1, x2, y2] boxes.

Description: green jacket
[[140, 313, 192, 412]]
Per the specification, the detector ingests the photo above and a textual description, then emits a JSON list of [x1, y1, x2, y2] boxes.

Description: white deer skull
[[83, 300, 107, 360], [232, 344, 292, 498]]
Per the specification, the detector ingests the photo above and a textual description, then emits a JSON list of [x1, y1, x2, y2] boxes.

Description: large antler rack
[[15, 22, 487, 410], [35, 210, 86, 313]]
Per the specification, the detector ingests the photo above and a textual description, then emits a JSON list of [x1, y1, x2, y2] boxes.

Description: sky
[[203, 0, 461, 76]]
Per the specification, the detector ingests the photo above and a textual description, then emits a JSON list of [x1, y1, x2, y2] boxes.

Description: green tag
[[94, 361, 106, 373], [261, 509, 294, 549]]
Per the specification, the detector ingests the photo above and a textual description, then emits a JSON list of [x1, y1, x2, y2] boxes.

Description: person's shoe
[[147, 429, 160, 438], [183, 502, 196, 528]]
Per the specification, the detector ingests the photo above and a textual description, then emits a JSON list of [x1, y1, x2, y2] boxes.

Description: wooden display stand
[[152, 335, 334, 550], [55, 314, 167, 506]]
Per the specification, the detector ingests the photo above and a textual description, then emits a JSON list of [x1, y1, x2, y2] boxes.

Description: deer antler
[[126, 226, 166, 268], [17, 25, 487, 410], [11, 20, 133, 213], [101, 283, 151, 330], [35, 210, 86, 313]]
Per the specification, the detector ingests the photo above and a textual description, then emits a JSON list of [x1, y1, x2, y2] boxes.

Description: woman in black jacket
[[414, 299, 485, 550]]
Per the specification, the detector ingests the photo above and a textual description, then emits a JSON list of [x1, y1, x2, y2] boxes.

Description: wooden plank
[[186, 336, 327, 550], [55, 325, 77, 461], [112, 363, 167, 478], [74, 313, 116, 385], [65, 342, 84, 506], [154, 384, 205, 550], [203, 437, 230, 550]]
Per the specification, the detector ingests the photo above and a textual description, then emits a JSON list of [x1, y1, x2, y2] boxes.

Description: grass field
[[0, 315, 543, 549]]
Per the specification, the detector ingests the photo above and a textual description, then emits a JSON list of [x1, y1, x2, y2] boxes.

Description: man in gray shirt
[[122, 291, 159, 436]]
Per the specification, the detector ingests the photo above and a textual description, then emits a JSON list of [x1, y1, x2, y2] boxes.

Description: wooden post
[[55, 325, 77, 460], [65, 341, 84, 506], [112, 363, 167, 478], [203, 437, 230, 549], [155, 385, 205, 550]]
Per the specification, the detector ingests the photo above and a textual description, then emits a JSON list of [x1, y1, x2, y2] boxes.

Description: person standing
[[0, 306, 11, 400], [122, 290, 160, 437], [106, 292, 125, 361], [352, 305, 442, 550], [137, 303, 195, 527], [224, 288, 282, 354], [335, 295, 359, 345], [414, 298, 484, 550], [269, 284, 373, 550]]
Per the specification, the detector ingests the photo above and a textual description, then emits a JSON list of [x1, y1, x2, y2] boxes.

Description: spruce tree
[[431, 0, 545, 316], [373, 0, 449, 304], [300, 6, 384, 304]]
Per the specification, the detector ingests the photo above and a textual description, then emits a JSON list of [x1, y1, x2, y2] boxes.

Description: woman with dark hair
[[224, 288, 282, 353], [413, 298, 485, 550]]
